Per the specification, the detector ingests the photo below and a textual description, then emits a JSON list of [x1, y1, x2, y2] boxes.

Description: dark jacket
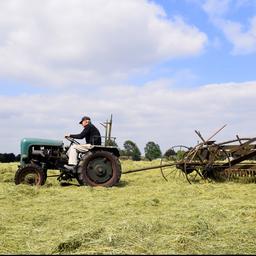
[[70, 123, 102, 145]]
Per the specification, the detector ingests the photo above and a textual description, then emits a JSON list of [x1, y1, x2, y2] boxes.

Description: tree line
[[0, 140, 175, 162], [0, 153, 20, 163], [115, 140, 175, 161]]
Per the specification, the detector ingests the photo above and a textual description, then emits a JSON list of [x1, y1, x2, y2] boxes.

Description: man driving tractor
[[64, 116, 101, 171]]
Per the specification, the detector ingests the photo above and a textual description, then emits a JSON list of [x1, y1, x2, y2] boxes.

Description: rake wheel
[[160, 145, 190, 182]]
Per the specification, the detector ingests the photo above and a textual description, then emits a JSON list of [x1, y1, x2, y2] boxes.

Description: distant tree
[[119, 149, 126, 156], [0, 154, 4, 162], [0, 153, 16, 162], [176, 150, 187, 160], [105, 139, 118, 147], [163, 148, 176, 159], [123, 140, 141, 161], [9, 153, 16, 162], [144, 141, 162, 161], [15, 154, 21, 162]]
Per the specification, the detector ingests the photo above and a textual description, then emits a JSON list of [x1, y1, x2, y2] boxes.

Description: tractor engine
[[20, 138, 67, 169]]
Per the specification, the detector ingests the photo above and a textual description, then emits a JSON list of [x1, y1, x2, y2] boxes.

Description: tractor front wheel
[[14, 164, 47, 186], [77, 151, 121, 187]]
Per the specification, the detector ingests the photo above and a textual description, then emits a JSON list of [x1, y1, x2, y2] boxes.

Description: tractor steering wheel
[[65, 136, 80, 145]]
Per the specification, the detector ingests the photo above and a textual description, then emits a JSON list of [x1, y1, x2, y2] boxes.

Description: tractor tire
[[77, 151, 122, 187], [14, 164, 47, 186]]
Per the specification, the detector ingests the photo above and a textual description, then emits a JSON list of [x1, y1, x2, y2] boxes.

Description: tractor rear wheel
[[77, 151, 121, 187], [14, 164, 47, 186]]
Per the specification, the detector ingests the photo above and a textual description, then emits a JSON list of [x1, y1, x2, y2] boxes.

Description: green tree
[[105, 139, 118, 147], [123, 140, 141, 161], [144, 141, 162, 161], [163, 148, 176, 159], [176, 150, 187, 160], [0, 153, 16, 162]]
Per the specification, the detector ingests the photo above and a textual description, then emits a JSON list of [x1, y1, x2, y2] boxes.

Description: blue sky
[[0, 0, 256, 154], [147, 0, 256, 87]]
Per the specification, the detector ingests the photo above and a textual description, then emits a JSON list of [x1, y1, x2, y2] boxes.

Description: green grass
[[1, 161, 256, 254]]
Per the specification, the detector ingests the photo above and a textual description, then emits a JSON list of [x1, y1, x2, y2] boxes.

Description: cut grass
[[0, 161, 256, 254]]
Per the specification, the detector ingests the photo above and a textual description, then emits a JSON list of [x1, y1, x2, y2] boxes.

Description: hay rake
[[124, 125, 256, 183]]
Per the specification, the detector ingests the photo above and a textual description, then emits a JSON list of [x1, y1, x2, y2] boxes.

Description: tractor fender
[[89, 145, 120, 157]]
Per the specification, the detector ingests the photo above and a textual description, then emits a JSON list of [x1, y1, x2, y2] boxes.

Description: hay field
[[0, 161, 256, 254]]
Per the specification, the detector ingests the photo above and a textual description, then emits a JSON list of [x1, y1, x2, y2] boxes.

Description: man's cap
[[79, 116, 91, 124]]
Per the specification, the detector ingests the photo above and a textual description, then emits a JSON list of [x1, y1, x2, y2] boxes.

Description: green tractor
[[14, 116, 122, 187]]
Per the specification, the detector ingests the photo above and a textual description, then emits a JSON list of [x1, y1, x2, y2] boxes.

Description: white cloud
[[0, 0, 207, 86], [1, 80, 256, 154], [202, 0, 231, 17], [219, 17, 256, 55], [0, 0, 255, 156], [194, 0, 256, 54]]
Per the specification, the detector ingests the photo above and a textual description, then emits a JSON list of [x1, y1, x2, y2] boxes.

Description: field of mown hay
[[0, 160, 256, 254]]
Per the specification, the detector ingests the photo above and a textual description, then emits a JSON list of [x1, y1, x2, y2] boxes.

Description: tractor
[[14, 116, 122, 187]]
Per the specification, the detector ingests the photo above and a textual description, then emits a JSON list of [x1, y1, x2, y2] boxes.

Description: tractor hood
[[20, 138, 63, 164]]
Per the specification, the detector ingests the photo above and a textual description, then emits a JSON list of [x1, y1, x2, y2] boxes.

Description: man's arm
[[69, 126, 89, 139]]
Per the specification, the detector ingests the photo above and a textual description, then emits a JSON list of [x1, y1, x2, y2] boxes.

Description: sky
[[0, 0, 256, 155]]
